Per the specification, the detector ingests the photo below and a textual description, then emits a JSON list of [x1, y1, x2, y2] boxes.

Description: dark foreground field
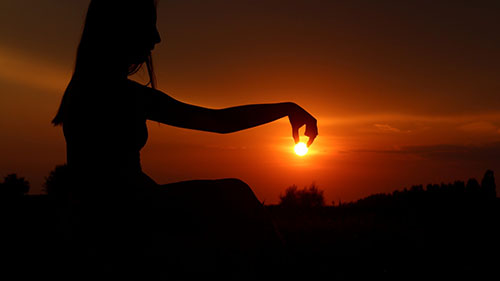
[[2, 192, 500, 280], [268, 197, 500, 280]]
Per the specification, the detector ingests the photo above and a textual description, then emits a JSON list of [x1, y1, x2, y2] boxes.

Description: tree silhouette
[[465, 178, 480, 194], [480, 169, 496, 198], [410, 184, 424, 193], [279, 183, 325, 208], [0, 174, 30, 197], [426, 183, 440, 192]]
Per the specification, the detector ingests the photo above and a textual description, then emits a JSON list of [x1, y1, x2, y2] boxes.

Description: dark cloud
[[349, 142, 500, 164]]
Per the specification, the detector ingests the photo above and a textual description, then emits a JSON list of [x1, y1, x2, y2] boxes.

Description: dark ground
[[2, 193, 500, 280]]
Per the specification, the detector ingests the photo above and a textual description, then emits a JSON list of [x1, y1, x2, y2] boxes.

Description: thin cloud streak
[[0, 45, 71, 92], [320, 113, 500, 126], [345, 142, 500, 164]]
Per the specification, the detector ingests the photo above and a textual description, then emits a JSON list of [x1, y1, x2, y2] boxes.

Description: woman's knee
[[213, 179, 265, 211], [217, 178, 249, 188], [216, 178, 255, 197], [158, 178, 260, 207]]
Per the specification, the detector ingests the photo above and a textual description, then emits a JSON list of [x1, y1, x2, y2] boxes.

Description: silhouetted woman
[[52, 0, 317, 278]]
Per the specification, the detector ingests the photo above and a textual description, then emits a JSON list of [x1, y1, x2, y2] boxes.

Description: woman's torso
[[62, 77, 155, 195]]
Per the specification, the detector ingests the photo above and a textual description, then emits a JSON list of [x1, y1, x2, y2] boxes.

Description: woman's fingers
[[292, 125, 300, 144], [289, 105, 318, 146], [305, 122, 318, 147], [304, 120, 318, 137], [304, 118, 318, 146], [307, 136, 316, 147], [292, 122, 317, 146]]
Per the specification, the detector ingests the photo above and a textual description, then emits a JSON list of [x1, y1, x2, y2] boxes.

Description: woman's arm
[[146, 88, 318, 146]]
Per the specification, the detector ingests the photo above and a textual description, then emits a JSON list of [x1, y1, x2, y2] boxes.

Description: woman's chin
[[129, 53, 150, 65]]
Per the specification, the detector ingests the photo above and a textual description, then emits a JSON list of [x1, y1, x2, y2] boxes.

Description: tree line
[[277, 170, 496, 208], [1, 165, 496, 209]]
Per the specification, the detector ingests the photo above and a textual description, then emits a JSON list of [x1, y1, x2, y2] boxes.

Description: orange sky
[[1, 0, 500, 203]]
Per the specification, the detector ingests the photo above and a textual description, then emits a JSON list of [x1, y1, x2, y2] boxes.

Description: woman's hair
[[52, 0, 158, 126]]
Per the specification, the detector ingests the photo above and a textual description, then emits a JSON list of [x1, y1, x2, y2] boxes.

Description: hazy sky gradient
[[1, 0, 499, 203]]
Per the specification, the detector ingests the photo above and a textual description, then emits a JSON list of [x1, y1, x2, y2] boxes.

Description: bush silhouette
[[44, 164, 70, 199], [279, 183, 325, 208], [465, 178, 480, 194], [0, 174, 30, 197], [481, 169, 496, 198]]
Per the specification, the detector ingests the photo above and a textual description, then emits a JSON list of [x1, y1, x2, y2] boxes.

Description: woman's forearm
[[214, 102, 297, 133], [147, 88, 316, 143]]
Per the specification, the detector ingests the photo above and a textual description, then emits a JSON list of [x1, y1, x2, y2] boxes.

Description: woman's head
[[75, 0, 160, 82], [52, 0, 160, 126]]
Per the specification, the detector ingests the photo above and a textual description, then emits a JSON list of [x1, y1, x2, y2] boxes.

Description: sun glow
[[294, 142, 308, 156]]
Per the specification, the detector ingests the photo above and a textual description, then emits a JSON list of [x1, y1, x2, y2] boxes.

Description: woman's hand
[[288, 103, 318, 147]]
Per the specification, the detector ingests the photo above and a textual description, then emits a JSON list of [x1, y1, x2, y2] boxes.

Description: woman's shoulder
[[125, 79, 157, 96], [66, 78, 154, 99], [125, 79, 168, 103], [68, 77, 165, 104], [126, 79, 152, 90]]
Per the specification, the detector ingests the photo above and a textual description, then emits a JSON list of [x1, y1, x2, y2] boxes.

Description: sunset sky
[[1, 0, 499, 204]]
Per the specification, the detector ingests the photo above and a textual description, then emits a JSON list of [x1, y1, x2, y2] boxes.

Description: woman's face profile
[[125, 4, 161, 65]]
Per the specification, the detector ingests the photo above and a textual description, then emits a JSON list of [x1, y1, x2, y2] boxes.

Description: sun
[[294, 142, 308, 156]]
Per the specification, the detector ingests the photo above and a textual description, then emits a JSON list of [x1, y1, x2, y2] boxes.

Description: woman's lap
[[153, 178, 261, 213], [149, 178, 267, 234], [66, 178, 284, 277], [146, 178, 282, 253]]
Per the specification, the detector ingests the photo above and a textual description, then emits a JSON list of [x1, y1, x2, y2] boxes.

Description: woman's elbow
[[213, 127, 235, 134], [210, 114, 237, 134], [211, 123, 243, 134]]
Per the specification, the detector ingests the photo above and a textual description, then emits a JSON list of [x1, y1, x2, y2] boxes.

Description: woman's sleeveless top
[[62, 77, 157, 198]]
